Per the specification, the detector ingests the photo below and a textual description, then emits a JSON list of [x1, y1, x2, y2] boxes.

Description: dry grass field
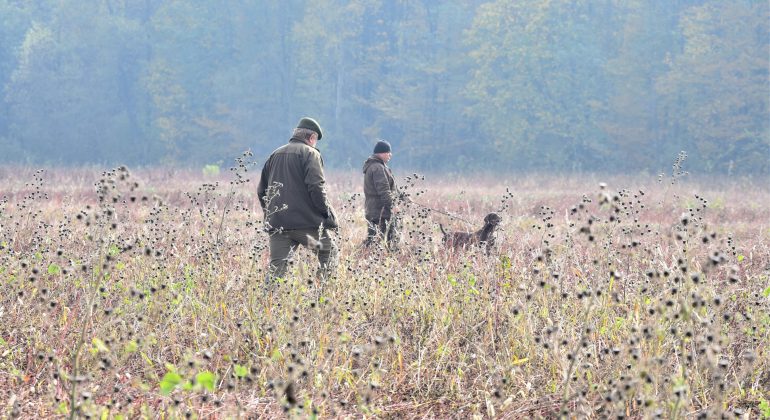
[[1, 160, 769, 418]]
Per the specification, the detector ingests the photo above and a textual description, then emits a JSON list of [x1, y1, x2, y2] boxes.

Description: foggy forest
[[0, 0, 767, 173]]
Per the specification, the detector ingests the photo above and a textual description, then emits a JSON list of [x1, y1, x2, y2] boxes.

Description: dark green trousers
[[267, 228, 338, 283]]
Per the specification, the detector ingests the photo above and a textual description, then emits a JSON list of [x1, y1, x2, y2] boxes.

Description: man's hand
[[322, 208, 339, 230]]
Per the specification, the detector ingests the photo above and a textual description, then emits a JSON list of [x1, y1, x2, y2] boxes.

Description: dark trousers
[[365, 217, 399, 249], [267, 228, 338, 284]]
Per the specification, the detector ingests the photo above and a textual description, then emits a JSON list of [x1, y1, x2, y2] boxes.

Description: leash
[[405, 198, 473, 225]]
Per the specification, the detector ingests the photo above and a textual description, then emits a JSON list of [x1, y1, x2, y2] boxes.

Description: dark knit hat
[[373, 140, 391, 154], [297, 117, 323, 140]]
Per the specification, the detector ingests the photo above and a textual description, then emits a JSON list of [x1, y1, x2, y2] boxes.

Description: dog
[[439, 213, 502, 254]]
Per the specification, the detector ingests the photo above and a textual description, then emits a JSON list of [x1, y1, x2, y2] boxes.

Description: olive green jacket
[[363, 155, 396, 221], [258, 138, 336, 231]]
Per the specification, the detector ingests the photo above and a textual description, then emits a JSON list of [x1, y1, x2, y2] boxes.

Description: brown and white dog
[[439, 213, 502, 254]]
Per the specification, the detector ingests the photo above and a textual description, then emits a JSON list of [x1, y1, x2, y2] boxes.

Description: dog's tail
[[438, 223, 447, 238]]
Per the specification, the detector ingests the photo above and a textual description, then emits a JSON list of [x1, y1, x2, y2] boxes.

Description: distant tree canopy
[[0, 0, 767, 173]]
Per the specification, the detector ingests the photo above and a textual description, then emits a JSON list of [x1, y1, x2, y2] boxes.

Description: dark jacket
[[363, 155, 397, 221], [258, 138, 336, 231]]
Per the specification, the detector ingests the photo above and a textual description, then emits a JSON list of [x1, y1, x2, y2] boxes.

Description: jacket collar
[[289, 137, 320, 151]]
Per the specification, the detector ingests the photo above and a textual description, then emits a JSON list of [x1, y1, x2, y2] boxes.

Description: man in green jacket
[[257, 117, 338, 284], [363, 140, 399, 249]]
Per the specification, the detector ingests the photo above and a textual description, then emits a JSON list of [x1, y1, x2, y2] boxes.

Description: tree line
[[0, 0, 767, 173]]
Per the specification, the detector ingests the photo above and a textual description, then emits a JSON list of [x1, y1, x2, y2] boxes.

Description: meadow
[[0, 158, 769, 419]]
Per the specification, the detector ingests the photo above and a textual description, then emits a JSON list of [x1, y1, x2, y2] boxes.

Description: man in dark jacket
[[363, 140, 399, 249], [257, 117, 338, 283]]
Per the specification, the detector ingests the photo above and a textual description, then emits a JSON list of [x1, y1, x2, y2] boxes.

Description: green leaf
[[140, 352, 154, 367], [500, 255, 512, 270], [759, 398, 770, 418], [447, 275, 457, 287], [763, 286, 770, 298], [614, 317, 626, 330], [159, 372, 183, 395], [234, 364, 249, 378], [92, 337, 109, 353], [47, 264, 61, 275], [195, 371, 217, 392], [738, 255, 745, 262], [108, 244, 120, 256], [125, 340, 138, 353]]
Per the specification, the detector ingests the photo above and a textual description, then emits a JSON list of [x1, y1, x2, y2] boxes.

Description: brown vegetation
[[0, 162, 769, 418]]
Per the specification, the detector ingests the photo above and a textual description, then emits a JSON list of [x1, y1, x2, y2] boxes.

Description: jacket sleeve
[[257, 159, 270, 210], [372, 165, 393, 212], [390, 169, 405, 201], [304, 151, 331, 216]]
